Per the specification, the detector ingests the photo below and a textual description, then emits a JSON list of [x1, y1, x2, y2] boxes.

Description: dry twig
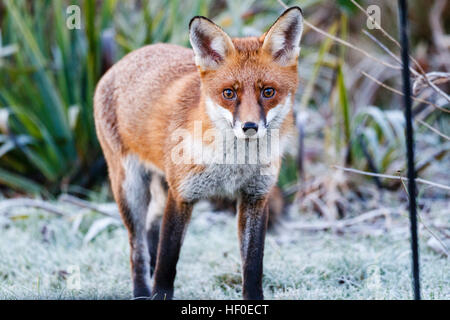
[[399, 180, 449, 257], [58, 194, 119, 219], [349, 0, 450, 103], [361, 71, 450, 113], [416, 119, 450, 141], [413, 72, 450, 95], [0, 199, 69, 217], [333, 165, 450, 191], [277, 0, 402, 70], [285, 208, 394, 231]]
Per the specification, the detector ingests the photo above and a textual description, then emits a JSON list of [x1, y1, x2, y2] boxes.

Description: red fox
[[94, 7, 303, 300]]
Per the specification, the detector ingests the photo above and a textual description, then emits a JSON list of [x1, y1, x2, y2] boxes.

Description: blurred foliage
[[0, 0, 448, 197], [0, 0, 215, 195]]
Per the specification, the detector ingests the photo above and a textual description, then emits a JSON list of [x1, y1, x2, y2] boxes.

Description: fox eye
[[223, 89, 236, 100], [262, 87, 275, 98]]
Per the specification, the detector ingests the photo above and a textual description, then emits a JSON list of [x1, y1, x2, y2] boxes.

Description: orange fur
[[94, 7, 304, 300]]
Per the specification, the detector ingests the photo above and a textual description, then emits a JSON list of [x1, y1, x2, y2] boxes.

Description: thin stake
[[398, 0, 421, 300]]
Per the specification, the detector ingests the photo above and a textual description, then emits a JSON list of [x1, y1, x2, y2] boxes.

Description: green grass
[[0, 203, 448, 300], [0, 0, 215, 195]]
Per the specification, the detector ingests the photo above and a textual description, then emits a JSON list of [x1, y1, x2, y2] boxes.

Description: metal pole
[[398, 0, 421, 300]]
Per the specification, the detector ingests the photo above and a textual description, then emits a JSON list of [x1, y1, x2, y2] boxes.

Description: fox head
[[189, 7, 303, 139]]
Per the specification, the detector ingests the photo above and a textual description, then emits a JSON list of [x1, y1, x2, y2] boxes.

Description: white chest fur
[[177, 133, 282, 201], [179, 164, 268, 201]]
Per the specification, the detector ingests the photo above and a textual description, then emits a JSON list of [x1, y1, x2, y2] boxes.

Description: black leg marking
[[238, 194, 269, 300], [152, 191, 193, 300]]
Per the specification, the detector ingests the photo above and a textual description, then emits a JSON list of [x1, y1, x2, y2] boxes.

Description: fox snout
[[234, 117, 267, 139], [234, 101, 266, 138], [242, 122, 259, 137]]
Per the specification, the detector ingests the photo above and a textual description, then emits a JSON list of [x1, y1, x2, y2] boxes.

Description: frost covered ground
[[0, 201, 448, 300]]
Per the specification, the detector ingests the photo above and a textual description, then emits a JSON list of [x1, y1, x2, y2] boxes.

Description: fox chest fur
[[170, 126, 288, 201], [179, 163, 272, 201]]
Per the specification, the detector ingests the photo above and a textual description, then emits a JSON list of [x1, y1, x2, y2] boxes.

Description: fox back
[[94, 7, 304, 300]]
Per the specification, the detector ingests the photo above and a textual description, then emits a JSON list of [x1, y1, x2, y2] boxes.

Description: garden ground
[[0, 200, 448, 300]]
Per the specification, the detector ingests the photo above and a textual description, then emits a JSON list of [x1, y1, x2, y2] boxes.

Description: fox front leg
[[152, 191, 193, 300], [237, 193, 269, 300]]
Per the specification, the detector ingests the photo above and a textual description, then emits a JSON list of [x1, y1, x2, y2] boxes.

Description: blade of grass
[[4, 0, 71, 140], [0, 167, 43, 194]]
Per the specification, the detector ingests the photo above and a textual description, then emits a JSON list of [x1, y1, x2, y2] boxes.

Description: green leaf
[[337, 64, 351, 146], [4, 0, 71, 140], [0, 167, 43, 194]]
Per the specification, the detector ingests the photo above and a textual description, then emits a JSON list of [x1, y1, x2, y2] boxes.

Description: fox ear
[[262, 7, 304, 66], [189, 17, 235, 71]]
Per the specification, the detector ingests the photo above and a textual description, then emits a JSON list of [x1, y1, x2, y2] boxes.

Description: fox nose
[[242, 122, 258, 137]]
